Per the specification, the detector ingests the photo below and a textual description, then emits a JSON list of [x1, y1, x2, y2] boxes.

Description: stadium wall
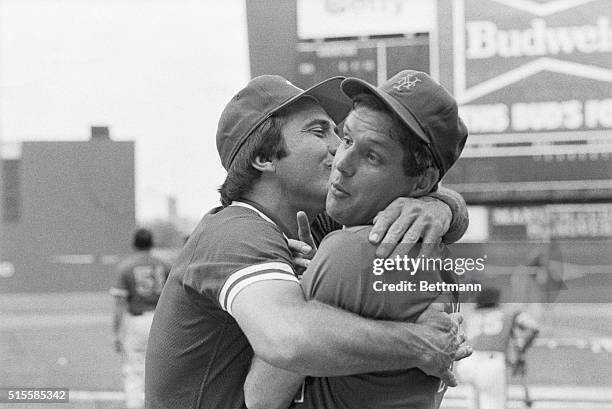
[[0, 139, 135, 293]]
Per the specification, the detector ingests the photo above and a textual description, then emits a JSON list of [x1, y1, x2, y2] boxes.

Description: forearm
[[274, 300, 435, 376], [244, 356, 304, 409], [428, 185, 468, 243]]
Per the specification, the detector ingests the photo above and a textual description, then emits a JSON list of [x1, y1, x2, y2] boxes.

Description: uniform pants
[[455, 350, 506, 409], [122, 311, 154, 409]]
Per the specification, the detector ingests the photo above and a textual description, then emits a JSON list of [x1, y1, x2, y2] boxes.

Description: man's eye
[[342, 137, 353, 146], [309, 128, 325, 136], [367, 152, 380, 163]]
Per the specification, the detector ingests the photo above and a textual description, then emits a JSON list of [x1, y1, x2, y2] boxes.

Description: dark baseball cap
[[216, 75, 352, 170], [341, 70, 468, 180]]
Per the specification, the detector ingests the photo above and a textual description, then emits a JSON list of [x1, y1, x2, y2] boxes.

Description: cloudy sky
[[0, 0, 249, 222]]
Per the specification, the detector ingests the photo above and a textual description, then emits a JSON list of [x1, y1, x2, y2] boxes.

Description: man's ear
[[251, 154, 276, 173], [412, 168, 439, 196]]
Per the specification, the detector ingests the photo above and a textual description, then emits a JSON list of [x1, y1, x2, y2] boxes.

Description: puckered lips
[[329, 181, 350, 198]]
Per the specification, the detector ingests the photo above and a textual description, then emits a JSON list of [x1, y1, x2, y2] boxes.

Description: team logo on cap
[[393, 74, 421, 91]]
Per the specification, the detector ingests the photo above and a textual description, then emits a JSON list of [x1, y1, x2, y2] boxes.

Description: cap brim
[[271, 77, 352, 125], [341, 77, 431, 145]]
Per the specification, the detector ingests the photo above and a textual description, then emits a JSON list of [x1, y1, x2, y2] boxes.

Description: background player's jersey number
[[133, 265, 165, 296], [467, 310, 504, 338]]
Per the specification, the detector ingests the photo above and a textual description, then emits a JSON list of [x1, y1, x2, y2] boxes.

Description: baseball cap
[[341, 70, 468, 180], [216, 75, 352, 170]]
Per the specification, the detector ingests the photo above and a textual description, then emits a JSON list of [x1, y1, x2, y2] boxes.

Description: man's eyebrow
[[360, 136, 389, 147], [303, 118, 332, 131]]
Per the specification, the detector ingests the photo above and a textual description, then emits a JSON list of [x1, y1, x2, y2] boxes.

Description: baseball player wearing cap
[[243, 70, 468, 409], [110, 228, 170, 409], [457, 287, 540, 409], [145, 75, 471, 409]]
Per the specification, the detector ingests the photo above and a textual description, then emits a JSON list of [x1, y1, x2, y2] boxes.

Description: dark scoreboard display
[[294, 36, 429, 89], [443, 154, 612, 203]]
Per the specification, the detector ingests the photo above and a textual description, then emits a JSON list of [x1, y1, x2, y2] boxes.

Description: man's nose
[[334, 147, 355, 177], [328, 135, 340, 156]]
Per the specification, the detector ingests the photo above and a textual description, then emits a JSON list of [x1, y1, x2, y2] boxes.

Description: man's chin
[[326, 203, 353, 226]]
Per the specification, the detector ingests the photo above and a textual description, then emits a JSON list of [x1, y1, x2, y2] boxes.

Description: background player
[[457, 286, 540, 409], [244, 70, 469, 409], [110, 228, 170, 409]]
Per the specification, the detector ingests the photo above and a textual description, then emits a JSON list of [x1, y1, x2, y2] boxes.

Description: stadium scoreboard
[[295, 36, 429, 90], [246, 0, 612, 204]]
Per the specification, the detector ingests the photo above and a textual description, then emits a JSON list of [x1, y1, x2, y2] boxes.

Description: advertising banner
[[436, 0, 612, 201]]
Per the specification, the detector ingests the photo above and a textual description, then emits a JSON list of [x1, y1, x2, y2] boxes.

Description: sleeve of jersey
[[218, 261, 298, 315], [428, 185, 469, 244], [182, 218, 298, 315]]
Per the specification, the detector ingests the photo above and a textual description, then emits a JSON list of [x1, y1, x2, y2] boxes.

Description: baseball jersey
[[466, 308, 519, 352], [110, 252, 171, 315], [145, 201, 299, 409], [295, 226, 457, 409]]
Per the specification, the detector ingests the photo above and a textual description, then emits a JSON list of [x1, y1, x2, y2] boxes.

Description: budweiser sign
[[466, 17, 612, 59], [437, 0, 612, 135]]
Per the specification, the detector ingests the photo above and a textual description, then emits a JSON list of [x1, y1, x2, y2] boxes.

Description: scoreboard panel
[[294, 35, 429, 89], [246, 0, 612, 204]]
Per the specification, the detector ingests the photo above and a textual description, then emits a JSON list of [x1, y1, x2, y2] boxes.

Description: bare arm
[[244, 357, 304, 409], [243, 303, 467, 409], [428, 185, 469, 244], [232, 280, 468, 378]]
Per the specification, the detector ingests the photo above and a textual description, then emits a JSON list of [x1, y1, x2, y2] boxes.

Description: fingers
[[418, 226, 443, 258], [450, 312, 464, 326], [375, 218, 443, 259], [457, 328, 467, 345], [416, 304, 452, 331], [422, 223, 444, 245], [453, 344, 473, 361], [293, 257, 311, 269], [440, 369, 458, 388], [296, 211, 316, 250], [369, 209, 399, 246], [287, 239, 312, 255], [374, 217, 417, 258]]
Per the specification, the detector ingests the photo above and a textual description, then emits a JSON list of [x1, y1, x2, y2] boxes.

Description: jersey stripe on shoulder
[[219, 262, 297, 315], [226, 272, 299, 316]]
